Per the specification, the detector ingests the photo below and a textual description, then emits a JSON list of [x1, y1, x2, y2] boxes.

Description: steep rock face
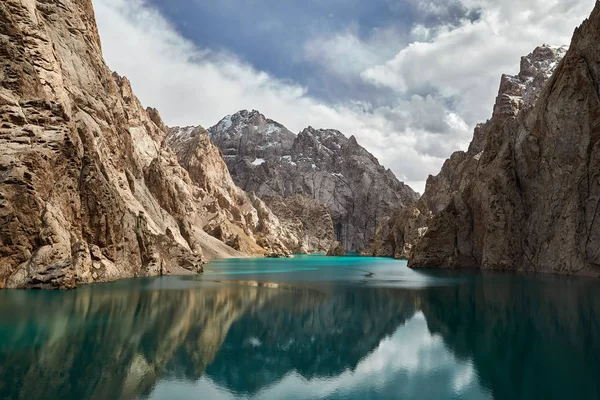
[[169, 126, 334, 256], [262, 195, 334, 254], [372, 44, 571, 261], [202, 111, 419, 252], [0, 0, 281, 288], [327, 241, 346, 256], [402, 3, 600, 275], [167, 126, 294, 257], [372, 44, 575, 262], [370, 206, 430, 259]]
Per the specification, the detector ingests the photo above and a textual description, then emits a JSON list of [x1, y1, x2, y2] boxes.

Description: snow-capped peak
[[494, 44, 568, 117]]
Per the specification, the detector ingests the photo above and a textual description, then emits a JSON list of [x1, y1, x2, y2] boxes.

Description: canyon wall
[[0, 0, 297, 288], [375, 2, 600, 276]]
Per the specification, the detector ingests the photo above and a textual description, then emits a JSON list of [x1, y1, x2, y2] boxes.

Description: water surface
[[0, 255, 599, 399]]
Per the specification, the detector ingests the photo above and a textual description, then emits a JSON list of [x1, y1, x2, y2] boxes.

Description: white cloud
[[303, 32, 380, 78], [302, 26, 406, 79], [93, 0, 456, 193], [92, 0, 593, 195], [362, 0, 593, 127]]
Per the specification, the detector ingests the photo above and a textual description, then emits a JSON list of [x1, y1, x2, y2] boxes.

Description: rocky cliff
[[194, 110, 419, 252], [0, 0, 295, 289], [261, 195, 334, 254], [166, 126, 297, 257], [380, 2, 600, 275], [167, 126, 334, 255]]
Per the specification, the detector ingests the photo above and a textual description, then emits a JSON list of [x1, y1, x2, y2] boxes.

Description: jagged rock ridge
[[181, 110, 420, 252], [170, 111, 336, 254], [375, 2, 600, 276]]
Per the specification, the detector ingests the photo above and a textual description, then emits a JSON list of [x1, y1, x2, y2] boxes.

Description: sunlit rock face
[[0, 0, 301, 288], [166, 125, 294, 258], [167, 126, 333, 256], [375, 3, 600, 275], [174, 110, 419, 252], [0, 0, 199, 288]]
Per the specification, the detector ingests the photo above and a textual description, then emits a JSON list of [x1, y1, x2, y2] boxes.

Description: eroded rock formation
[[376, 2, 600, 276], [190, 110, 419, 252], [262, 195, 334, 254], [327, 241, 346, 257], [168, 126, 334, 255], [0, 0, 295, 288]]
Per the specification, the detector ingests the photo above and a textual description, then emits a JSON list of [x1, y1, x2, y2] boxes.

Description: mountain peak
[[206, 110, 419, 251], [207, 110, 295, 160], [233, 109, 262, 118], [493, 43, 567, 118]]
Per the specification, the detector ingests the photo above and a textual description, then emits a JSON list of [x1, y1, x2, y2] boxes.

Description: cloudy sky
[[92, 0, 594, 193]]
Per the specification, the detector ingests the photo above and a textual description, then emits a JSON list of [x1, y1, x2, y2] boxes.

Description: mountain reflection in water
[[0, 257, 598, 400]]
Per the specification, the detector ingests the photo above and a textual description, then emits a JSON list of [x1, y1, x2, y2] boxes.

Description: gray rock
[[262, 195, 335, 254], [189, 111, 419, 252], [167, 125, 294, 258], [386, 3, 600, 276], [167, 126, 337, 257]]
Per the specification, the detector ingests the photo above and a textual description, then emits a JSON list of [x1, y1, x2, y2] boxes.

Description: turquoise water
[[0, 255, 599, 399]]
